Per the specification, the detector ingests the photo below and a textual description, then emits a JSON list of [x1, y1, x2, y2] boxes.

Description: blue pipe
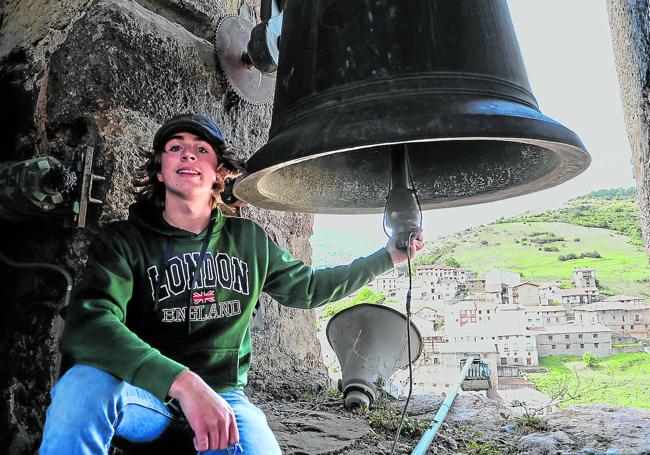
[[410, 356, 476, 455]]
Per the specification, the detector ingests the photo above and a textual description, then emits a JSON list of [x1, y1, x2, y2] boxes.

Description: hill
[[502, 187, 643, 245], [414, 189, 650, 298]]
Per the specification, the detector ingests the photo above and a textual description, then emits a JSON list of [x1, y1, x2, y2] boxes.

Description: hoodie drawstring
[[187, 217, 216, 334]]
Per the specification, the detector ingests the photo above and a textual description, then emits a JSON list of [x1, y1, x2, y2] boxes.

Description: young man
[[39, 113, 424, 454]]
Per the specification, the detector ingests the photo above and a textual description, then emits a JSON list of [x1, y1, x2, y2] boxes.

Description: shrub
[[583, 352, 598, 368], [544, 246, 559, 252], [321, 287, 386, 318], [480, 239, 489, 246], [574, 237, 581, 242]]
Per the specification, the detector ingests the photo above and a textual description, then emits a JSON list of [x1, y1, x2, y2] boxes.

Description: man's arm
[[261, 227, 424, 309]]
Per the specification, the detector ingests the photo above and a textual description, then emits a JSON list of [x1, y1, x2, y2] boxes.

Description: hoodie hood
[[128, 200, 225, 238]]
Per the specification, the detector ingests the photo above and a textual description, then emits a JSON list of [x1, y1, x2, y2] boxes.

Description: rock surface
[[260, 394, 650, 455], [607, 0, 650, 261]]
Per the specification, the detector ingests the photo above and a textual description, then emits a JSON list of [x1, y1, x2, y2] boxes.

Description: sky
[[312, 0, 635, 250]]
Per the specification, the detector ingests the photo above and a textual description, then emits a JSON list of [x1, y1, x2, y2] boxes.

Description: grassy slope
[[526, 353, 650, 410], [445, 221, 650, 297]]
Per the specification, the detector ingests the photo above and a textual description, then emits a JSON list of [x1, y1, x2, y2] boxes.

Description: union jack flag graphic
[[192, 290, 215, 305]]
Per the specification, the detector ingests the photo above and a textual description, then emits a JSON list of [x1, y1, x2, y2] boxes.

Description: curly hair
[[132, 143, 246, 211]]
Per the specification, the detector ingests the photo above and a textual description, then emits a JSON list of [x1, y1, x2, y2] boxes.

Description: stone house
[[370, 268, 400, 294], [417, 264, 470, 283], [507, 283, 541, 307], [573, 267, 597, 288], [534, 323, 613, 357], [573, 298, 650, 338], [466, 278, 486, 293], [558, 287, 600, 309], [485, 283, 508, 305], [534, 306, 568, 326]]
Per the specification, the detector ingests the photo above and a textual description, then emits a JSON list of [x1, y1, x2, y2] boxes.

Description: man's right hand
[[168, 370, 239, 451]]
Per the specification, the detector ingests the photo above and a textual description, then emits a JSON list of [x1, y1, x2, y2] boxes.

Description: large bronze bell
[[234, 0, 590, 214]]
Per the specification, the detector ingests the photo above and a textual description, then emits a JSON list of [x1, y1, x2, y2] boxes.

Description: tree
[[444, 256, 460, 268]]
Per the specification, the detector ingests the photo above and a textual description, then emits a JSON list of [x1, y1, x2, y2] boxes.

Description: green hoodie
[[61, 201, 394, 402]]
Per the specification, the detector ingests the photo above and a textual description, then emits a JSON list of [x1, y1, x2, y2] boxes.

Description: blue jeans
[[39, 365, 282, 455]]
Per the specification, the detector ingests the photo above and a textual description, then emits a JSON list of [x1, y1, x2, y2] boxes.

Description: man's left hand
[[385, 230, 425, 265]]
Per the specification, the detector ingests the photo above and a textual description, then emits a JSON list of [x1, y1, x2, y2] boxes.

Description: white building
[[445, 298, 499, 328], [372, 268, 400, 293], [539, 283, 561, 305], [446, 320, 539, 367], [573, 268, 596, 288], [434, 277, 459, 300], [558, 287, 600, 308], [396, 341, 498, 396], [485, 269, 522, 287]]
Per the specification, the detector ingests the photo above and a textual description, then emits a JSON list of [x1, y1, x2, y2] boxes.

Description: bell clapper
[[384, 144, 422, 250]]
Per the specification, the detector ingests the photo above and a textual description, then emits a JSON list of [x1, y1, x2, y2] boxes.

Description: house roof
[[574, 300, 648, 312], [574, 267, 595, 272], [509, 282, 540, 289], [556, 287, 599, 297], [446, 318, 530, 337], [417, 264, 456, 270], [522, 306, 566, 313], [534, 323, 611, 334], [601, 295, 644, 302], [434, 341, 497, 354], [485, 284, 503, 293]]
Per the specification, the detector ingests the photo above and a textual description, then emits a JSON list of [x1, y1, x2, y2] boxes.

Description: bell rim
[[235, 135, 590, 214]]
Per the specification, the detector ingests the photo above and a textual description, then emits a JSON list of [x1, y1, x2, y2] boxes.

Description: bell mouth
[[235, 137, 589, 214], [235, 95, 590, 213]]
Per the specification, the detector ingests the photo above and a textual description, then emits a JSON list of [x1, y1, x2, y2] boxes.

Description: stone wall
[[607, 0, 650, 260], [0, 1, 326, 453]]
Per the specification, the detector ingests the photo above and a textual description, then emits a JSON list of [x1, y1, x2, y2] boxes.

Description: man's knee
[[49, 365, 123, 420]]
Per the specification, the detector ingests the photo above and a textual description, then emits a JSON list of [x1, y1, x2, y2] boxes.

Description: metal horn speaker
[[235, 0, 590, 213], [326, 304, 423, 408]]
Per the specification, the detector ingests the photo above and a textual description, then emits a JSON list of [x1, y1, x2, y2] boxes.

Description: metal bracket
[[77, 146, 105, 228]]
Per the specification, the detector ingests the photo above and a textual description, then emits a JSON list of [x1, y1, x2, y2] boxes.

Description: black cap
[[153, 114, 226, 153]]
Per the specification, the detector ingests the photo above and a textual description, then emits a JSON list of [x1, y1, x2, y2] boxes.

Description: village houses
[[573, 296, 650, 339]]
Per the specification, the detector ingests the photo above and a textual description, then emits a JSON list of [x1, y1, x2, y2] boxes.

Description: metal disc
[[215, 16, 275, 105]]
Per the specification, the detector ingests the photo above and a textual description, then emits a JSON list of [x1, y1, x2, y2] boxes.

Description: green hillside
[[503, 188, 643, 245], [416, 190, 650, 298]]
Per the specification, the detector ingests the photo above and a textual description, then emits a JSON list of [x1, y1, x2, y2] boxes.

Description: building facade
[[535, 324, 612, 357]]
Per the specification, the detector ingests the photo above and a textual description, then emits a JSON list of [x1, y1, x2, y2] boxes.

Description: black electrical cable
[[389, 232, 415, 455], [383, 144, 421, 454]]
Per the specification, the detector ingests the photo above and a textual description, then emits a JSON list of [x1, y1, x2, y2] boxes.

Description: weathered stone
[[268, 404, 372, 455], [0, 0, 92, 59], [545, 404, 650, 455], [46, 0, 223, 128], [607, 0, 650, 261]]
